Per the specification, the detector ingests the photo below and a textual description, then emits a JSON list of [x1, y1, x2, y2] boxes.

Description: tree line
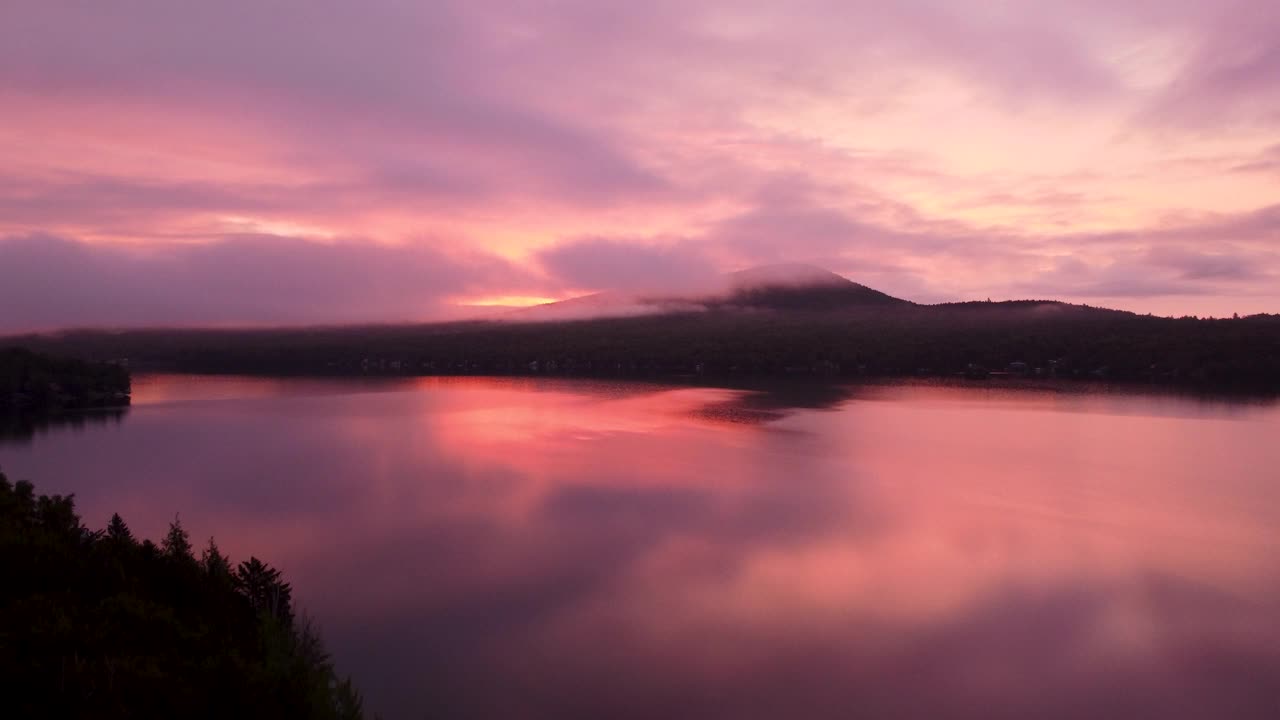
[[0, 471, 368, 719], [0, 347, 130, 411], [12, 301, 1280, 387]]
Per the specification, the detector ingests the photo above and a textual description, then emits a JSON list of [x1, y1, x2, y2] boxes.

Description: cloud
[[537, 238, 722, 295], [700, 189, 1280, 307], [0, 169, 490, 239], [0, 234, 536, 332], [1230, 144, 1280, 175], [530, 180, 1280, 312], [1016, 256, 1207, 299], [0, 1, 674, 226], [1006, 240, 1279, 303], [1146, 246, 1272, 281], [2, 0, 1280, 322], [1139, 2, 1280, 129]]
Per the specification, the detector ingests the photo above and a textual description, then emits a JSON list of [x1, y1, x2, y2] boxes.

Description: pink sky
[[1, 0, 1278, 331]]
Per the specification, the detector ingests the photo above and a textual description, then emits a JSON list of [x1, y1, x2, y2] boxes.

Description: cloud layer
[[0, 234, 534, 331], [1, 0, 1278, 330]]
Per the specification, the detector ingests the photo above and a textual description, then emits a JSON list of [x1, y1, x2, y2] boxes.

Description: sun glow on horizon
[[458, 295, 563, 309], [1, 0, 1278, 327]]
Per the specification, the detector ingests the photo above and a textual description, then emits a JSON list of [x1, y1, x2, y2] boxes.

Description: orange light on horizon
[[458, 295, 562, 308]]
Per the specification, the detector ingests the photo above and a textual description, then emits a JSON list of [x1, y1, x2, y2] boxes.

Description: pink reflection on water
[[5, 376, 1280, 718]]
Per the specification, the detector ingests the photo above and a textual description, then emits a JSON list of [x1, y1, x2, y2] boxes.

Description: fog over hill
[[728, 263, 864, 288], [6, 260, 1278, 387], [514, 263, 908, 320]]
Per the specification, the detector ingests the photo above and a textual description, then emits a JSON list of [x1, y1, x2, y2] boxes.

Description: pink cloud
[[0, 234, 538, 332], [537, 239, 722, 295], [1, 0, 1278, 326]]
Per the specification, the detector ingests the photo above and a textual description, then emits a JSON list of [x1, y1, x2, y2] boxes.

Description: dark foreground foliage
[[0, 471, 367, 720]]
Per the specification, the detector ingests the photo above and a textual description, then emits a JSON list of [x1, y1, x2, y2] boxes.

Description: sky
[[1, 0, 1278, 331]]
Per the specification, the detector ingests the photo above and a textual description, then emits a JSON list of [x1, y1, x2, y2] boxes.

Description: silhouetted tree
[[0, 471, 367, 719], [235, 556, 295, 627], [106, 512, 134, 544], [333, 676, 367, 720], [162, 516, 194, 562], [201, 536, 232, 580]]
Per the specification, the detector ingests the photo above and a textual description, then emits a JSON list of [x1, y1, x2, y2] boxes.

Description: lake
[[3, 375, 1279, 719]]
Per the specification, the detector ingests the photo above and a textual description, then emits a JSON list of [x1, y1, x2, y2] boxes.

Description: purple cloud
[[1141, 3, 1280, 129], [0, 234, 537, 332], [1231, 144, 1280, 175], [537, 239, 722, 294], [1, 0, 1279, 323]]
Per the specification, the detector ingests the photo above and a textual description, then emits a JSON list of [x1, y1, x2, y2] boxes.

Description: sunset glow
[[1, 0, 1278, 331], [459, 295, 566, 309]]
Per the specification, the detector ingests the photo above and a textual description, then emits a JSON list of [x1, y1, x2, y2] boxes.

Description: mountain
[[515, 263, 907, 320], [720, 263, 908, 310], [6, 266, 1278, 386], [508, 289, 706, 321]]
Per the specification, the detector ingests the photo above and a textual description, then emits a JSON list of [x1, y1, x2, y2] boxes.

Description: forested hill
[[9, 298, 1280, 387], [0, 472, 368, 719], [719, 264, 908, 309], [515, 262, 908, 320]]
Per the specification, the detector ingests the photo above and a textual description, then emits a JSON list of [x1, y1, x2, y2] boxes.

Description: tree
[[106, 512, 135, 544], [1, 474, 368, 718], [333, 676, 366, 720], [235, 557, 295, 627], [161, 516, 194, 561], [201, 536, 232, 580]]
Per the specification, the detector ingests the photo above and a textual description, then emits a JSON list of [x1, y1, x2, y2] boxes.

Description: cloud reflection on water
[[1, 376, 1278, 718]]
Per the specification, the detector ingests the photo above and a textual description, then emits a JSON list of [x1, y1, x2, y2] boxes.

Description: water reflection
[[1, 376, 1278, 719], [0, 406, 129, 446]]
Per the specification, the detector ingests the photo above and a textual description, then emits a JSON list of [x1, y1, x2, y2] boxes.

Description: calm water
[[3, 375, 1280, 719]]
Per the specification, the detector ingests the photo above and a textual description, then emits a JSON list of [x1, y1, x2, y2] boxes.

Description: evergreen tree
[[161, 516, 194, 561], [106, 512, 135, 544], [236, 556, 295, 627], [0, 474, 368, 719], [201, 536, 232, 580]]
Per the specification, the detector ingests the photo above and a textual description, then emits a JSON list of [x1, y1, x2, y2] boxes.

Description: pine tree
[[161, 516, 194, 561], [235, 557, 295, 627], [106, 512, 135, 544], [3, 476, 368, 718], [201, 537, 232, 579], [333, 676, 366, 720]]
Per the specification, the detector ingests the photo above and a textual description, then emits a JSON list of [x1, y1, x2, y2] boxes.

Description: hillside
[[718, 264, 908, 310], [7, 293, 1279, 387], [0, 472, 367, 718], [5, 266, 1279, 386], [514, 263, 907, 320]]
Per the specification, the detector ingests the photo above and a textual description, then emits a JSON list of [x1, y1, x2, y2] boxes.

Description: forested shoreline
[[0, 472, 368, 719], [0, 347, 131, 411], [10, 301, 1280, 387]]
